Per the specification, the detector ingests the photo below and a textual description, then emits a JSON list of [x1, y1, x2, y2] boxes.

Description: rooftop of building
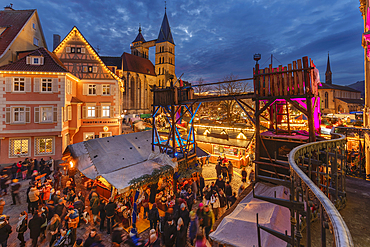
[[0, 47, 68, 72], [121, 52, 156, 76], [100, 56, 122, 70], [319, 83, 361, 93]]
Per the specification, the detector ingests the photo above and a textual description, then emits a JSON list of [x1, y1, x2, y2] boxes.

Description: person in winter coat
[[10, 178, 21, 205], [83, 228, 100, 247], [90, 192, 100, 224], [47, 213, 61, 247], [29, 211, 43, 247], [241, 167, 247, 183], [55, 199, 66, 217], [46, 200, 55, 221], [188, 211, 197, 246], [146, 233, 160, 247], [148, 203, 159, 230], [16, 212, 28, 247], [28, 185, 40, 215], [163, 218, 177, 247], [149, 183, 158, 204], [176, 218, 186, 247], [99, 199, 106, 231], [0, 216, 12, 247], [65, 206, 79, 245], [202, 205, 214, 240], [52, 190, 61, 205], [228, 161, 234, 182], [210, 192, 220, 220], [105, 199, 117, 234], [42, 183, 52, 202], [218, 189, 227, 216], [215, 162, 221, 178], [224, 182, 233, 209], [179, 203, 190, 229], [111, 224, 124, 247], [215, 176, 225, 192], [199, 174, 205, 198], [52, 228, 68, 247]]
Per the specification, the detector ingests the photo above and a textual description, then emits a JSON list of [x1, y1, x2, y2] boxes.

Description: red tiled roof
[[0, 9, 35, 57], [121, 52, 156, 76], [0, 47, 68, 72]]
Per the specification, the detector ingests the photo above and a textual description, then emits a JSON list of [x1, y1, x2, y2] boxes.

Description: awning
[[210, 182, 291, 247], [196, 146, 210, 158], [140, 114, 152, 118], [63, 131, 177, 192]]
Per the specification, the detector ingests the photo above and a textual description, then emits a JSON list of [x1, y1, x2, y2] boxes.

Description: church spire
[[156, 9, 174, 44], [132, 24, 145, 43], [325, 52, 332, 84]]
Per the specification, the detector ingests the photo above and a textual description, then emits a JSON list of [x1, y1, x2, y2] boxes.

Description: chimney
[[4, 3, 14, 10], [53, 34, 61, 51]]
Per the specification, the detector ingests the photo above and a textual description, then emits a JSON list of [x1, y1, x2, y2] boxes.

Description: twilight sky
[[10, 0, 365, 85]]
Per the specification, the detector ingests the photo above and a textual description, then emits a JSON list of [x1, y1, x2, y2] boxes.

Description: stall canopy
[[209, 182, 291, 247], [196, 146, 210, 158], [63, 131, 177, 192]]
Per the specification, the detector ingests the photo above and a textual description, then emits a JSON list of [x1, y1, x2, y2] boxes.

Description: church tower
[[131, 26, 149, 59], [155, 10, 175, 87], [325, 52, 332, 84]]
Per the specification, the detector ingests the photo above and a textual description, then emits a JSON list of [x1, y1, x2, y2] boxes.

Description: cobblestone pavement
[[2, 163, 252, 247]]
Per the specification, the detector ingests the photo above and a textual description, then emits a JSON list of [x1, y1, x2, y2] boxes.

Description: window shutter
[[82, 106, 86, 119], [25, 107, 30, 123], [81, 48, 85, 54], [68, 106, 72, 120], [26, 56, 31, 65], [93, 66, 98, 73], [5, 107, 10, 124], [83, 84, 88, 95], [5, 78, 12, 92], [52, 78, 58, 92], [96, 106, 101, 118], [61, 107, 64, 122], [110, 107, 114, 118], [34, 78, 40, 92], [40, 57, 44, 65], [66, 47, 71, 53], [96, 84, 102, 95], [25, 77, 31, 92], [34, 107, 39, 123], [53, 107, 58, 122]]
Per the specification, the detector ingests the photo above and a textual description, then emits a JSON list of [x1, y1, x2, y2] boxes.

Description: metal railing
[[288, 132, 353, 246]]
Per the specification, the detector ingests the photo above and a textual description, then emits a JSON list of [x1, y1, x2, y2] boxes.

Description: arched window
[[130, 77, 135, 109], [324, 92, 328, 108], [162, 68, 165, 74], [137, 78, 141, 109]]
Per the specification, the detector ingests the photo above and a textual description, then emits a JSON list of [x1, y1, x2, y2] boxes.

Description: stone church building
[[102, 10, 176, 115]]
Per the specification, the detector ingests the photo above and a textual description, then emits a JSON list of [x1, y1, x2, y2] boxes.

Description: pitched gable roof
[[0, 47, 68, 72], [53, 26, 124, 88], [319, 83, 360, 93], [0, 9, 47, 58], [100, 56, 122, 69], [121, 52, 156, 76], [156, 11, 174, 44]]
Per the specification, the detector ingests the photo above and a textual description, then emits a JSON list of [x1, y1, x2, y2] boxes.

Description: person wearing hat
[[104, 198, 117, 234], [176, 217, 186, 247], [65, 205, 79, 245], [215, 176, 225, 192], [0, 215, 12, 247], [10, 178, 21, 205], [16, 211, 28, 247], [188, 210, 198, 246], [163, 217, 176, 247], [202, 205, 214, 240], [179, 203, 190, 230]]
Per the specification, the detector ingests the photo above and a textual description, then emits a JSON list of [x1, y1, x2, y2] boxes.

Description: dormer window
[[26, 56, 44, 65]]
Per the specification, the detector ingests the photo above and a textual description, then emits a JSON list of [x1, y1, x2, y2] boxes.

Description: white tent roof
[[65, 131, 177, 192], [209, 182, 291, 247]]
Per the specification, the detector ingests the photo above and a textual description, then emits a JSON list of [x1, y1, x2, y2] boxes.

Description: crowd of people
[[0, 155, 252, 247]]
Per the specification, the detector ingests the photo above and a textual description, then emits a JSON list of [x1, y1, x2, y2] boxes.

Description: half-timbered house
[[53, 27, 124, 144]]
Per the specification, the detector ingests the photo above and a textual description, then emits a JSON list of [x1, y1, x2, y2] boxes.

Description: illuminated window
[[71, 47, 75, 53], [13, 78, 25, 92], [87, 106, 96, 117], [40, 107, 53, 122], [77, 48, 81, 53], [102, 85, 110, 95], [84, 132, 95, 141], [100, 132, 112, 138], [9, 138, 30, 157], [42, 78, 52, 92], [88, 84, 96, 95], [102, 106, 110, 117], [35, 137, 53, 155]]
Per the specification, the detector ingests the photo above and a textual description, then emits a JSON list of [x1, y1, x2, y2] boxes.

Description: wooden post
[[255, 62, 261, 182], [303, 57, 316, 142]]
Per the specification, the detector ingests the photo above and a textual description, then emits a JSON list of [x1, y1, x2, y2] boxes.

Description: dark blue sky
[[11, 0, 364, 85]]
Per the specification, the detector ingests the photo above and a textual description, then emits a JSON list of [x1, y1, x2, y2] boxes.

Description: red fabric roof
[[121, 52, 156, 76], [0, 9, 35, 57], [0, 47, 68, 72]]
